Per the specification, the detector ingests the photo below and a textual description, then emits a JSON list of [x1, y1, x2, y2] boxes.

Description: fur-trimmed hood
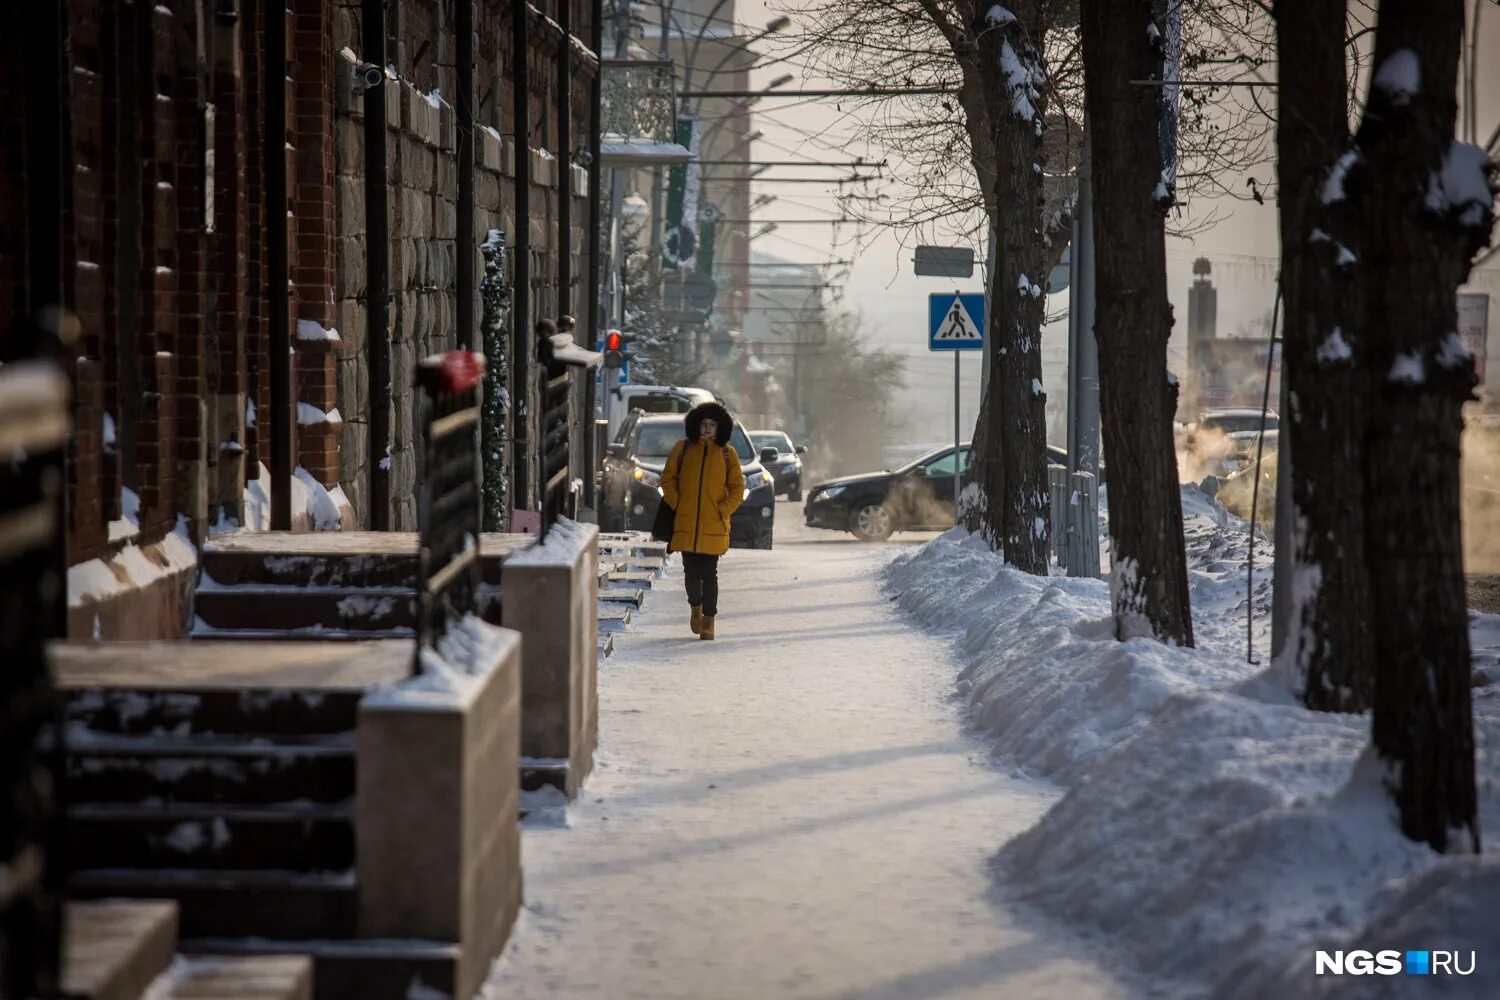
[[684, 402, 734, 446]]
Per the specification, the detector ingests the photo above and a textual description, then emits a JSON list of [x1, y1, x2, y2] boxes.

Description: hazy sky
[[723, 0, 1500, 447]]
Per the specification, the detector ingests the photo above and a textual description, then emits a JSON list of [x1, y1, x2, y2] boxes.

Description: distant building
[[1183, 258, 1280, 418]]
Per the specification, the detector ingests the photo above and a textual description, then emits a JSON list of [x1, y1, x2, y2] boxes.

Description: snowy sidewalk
[[482, 512, 1132, 999]]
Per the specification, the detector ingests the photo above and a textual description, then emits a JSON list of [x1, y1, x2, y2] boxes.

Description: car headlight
[[816, 485, 846, 501], [633, 467, 661, 488], [746, 470, 773, 491]]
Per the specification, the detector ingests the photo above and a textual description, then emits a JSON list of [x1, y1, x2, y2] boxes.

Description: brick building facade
[[0, 0, 600, 638]]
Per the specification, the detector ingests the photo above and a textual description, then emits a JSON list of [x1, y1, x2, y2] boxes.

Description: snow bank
[[292, 466, 344, 531], [886, 492, 1500, 997]]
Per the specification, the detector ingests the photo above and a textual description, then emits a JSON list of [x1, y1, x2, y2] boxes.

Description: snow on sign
[[928, 293, 986, 351]]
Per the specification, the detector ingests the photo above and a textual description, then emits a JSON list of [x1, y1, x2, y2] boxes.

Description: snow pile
[[886, 494, 1500, 996], [69, 515, 198, 607], [294, 319, 341, 342], [365, 614, 514, 710], [1372, 49, 1420, 106], [292, 466, 344, 531], [507, 517, 592, 563], [109, 486, 142, 542]]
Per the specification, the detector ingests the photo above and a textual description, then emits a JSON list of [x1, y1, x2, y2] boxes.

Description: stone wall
[[329, 5, 594, 531]]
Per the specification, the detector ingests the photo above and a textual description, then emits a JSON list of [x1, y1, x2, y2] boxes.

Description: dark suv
[[750, 430, 808, 501], [602, 412, 776, 549]]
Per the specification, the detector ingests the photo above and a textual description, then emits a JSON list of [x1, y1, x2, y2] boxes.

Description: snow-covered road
[[483, 502, 1133, 999]]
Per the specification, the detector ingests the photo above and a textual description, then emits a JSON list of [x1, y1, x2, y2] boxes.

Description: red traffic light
[[606, 331, 624, 352]]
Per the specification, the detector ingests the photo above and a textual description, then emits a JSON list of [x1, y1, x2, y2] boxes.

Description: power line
[[681, 86, 959, 99]]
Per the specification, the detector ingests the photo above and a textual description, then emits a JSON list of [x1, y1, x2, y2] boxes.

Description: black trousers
[[682, 552, 720, 618]]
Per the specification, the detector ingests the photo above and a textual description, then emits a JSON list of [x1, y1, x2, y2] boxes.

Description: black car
[[602, 412, 776, 549], [750, 430, 808, 501], [804, 443, 972, 542]]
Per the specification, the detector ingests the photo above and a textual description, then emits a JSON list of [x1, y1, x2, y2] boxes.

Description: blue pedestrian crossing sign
[[928, 293, 986, 351]]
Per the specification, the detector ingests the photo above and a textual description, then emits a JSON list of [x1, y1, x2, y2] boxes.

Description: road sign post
[[929, 292, 986, 522]]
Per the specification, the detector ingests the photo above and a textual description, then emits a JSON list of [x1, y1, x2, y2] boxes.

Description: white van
[[604, 384, 718, 442]]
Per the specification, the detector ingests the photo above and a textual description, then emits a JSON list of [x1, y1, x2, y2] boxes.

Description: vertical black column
[[364, 0, 391, 529], [510, 0, 531, 512], [557, 0, 573, 318], [587, 0, 602, 342], [456, 0, 475, 350], [266, 0, 291, 529]]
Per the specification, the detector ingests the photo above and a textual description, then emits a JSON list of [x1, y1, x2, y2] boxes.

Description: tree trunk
[[967, 3, 1050, 573], [1273, 2, 1374, 710], [1079, 0, 1194, 645], [1355, 0, 1488, 853]]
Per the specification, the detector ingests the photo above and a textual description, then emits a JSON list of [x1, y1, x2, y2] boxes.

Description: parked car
[[804, 443, 972, 542], [602, 412, 776, 549], [603, 384, 718, 443], [750, 430, 808, 501]]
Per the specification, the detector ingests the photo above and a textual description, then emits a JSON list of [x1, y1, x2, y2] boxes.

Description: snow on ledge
[[294, 319, 341, 343], [506, 517, 595, 566], [69, 515, 198, 607], [364, 615, 517, 710]]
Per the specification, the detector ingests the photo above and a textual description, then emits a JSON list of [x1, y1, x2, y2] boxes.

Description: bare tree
[[1350, 0, 1491, 852], [1079, 0, 1195, 644], [1273, 1, 1374, 711]]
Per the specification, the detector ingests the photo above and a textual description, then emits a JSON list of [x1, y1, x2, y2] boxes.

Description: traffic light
[[603, 329, 633, 370]]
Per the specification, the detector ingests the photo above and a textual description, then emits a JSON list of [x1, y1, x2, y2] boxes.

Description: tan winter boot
[[690, 605, 704, 636], [699, 616, 716, 641]]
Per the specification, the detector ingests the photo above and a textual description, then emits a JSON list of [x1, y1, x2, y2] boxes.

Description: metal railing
[[600, 59, 677, 142], [540, 369, 574, 536], [414, 351, 486, 672], [1, 360, 70, 998]]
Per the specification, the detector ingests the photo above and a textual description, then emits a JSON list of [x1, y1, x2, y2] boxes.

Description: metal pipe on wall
[[266, 0, 292, 530], [557, 0, 573, 319], [364, 0, 391, 529], [587, 0, 603, 342], [511, 0, 531, 513], [456, 0, 475, 350]]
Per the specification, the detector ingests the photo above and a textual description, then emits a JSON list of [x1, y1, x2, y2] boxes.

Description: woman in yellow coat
[[660, 402, 744, 640]]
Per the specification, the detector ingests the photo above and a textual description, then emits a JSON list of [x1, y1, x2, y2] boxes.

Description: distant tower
[[1185, 258, 1217, 416]]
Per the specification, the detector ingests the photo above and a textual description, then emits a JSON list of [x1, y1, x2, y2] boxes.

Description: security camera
[[351, 62, 384, 95]]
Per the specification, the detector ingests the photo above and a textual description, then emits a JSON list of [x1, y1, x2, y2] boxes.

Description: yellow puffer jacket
[[661, 438, 745, 556]]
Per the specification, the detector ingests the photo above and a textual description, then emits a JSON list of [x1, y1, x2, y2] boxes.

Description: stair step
[[67, 687, 363, 739], [69, 739, 355, 805], [201, 546, 421, 589], [599, 587, 645, 608], [179, 939, 461, 1000], [598, 603, 631, 623], [71, 869, 359, 941], [166, 954, 313, 1000], [194, 587, 418, 633], [191, 626, 416, 641], [61, 900, 179, 1000], [68, 802, 355, 873], [599, 633, 615, 659], [606, 570, 656, 588]]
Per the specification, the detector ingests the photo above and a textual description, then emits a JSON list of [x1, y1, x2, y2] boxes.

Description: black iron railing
[[1, 360, 70, 999], [540, 368, 574, 536], [414, 351, 486, 673]]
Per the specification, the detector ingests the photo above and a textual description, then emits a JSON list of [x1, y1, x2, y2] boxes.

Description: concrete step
[[606, 570, 656, 589], [166, 954, 313, 1000], [194, 587, 418, 634], [69, 738, 355, 805], [70, 869, 359, 941], [68, 802, 355, 873], [201, 548, 420, 590], [598, 602, 631, 628], [599, 633, 615, 659], [67, 686, 362, 739], [178, 939, 461, 1000], [61, 899, 178, 1000], [599, 587, 645, 608]]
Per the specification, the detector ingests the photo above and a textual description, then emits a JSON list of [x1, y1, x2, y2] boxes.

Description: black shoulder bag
[[651, 443, 686, 542]]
